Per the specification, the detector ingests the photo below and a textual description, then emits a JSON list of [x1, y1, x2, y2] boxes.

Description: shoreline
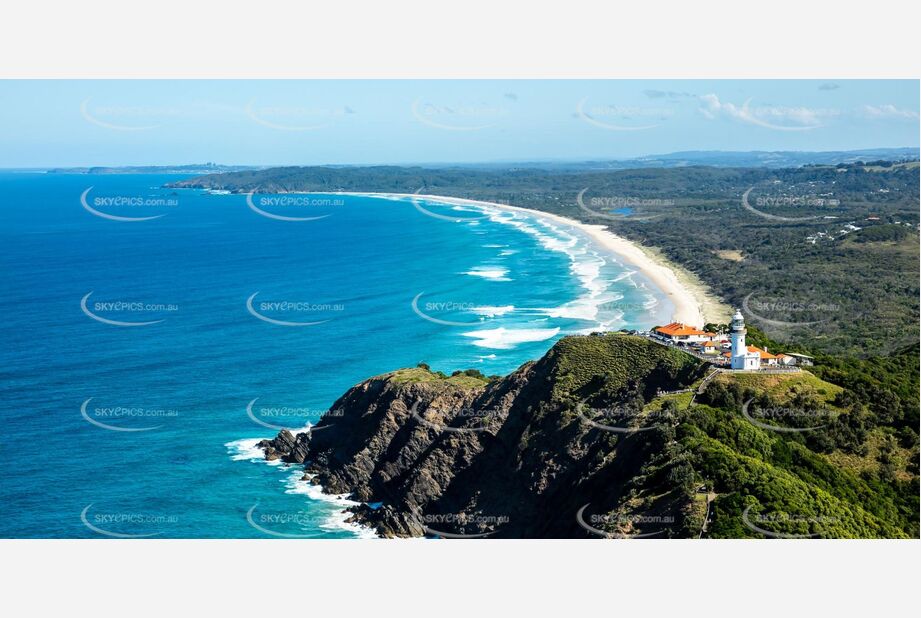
[[229, 190, 731, 538], [227, 436, 381, 539], [352, 192, 730, 327]]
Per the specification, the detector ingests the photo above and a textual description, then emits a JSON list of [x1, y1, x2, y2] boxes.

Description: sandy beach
[[353, 192, 730, 328]]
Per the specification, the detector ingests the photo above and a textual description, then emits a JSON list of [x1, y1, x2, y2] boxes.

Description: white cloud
[[698, 94, 835, 131], [859, 104, 919, 120]]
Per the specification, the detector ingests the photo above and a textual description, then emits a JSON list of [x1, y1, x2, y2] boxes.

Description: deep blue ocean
[[0, 173, 672, 538]]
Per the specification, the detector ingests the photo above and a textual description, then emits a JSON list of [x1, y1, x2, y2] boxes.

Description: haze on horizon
[[0, 79, 918, 168]]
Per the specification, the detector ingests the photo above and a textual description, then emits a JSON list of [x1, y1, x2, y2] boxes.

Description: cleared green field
[[712, 370, 843, 405]]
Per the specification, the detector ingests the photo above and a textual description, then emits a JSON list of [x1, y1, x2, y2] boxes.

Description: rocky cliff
[[260, 334, 710, 538]]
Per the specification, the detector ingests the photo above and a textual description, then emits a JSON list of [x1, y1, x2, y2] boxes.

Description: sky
[[0, 80, 917, 167]]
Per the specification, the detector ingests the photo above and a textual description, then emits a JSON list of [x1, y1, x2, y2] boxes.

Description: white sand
[[344, 192, 730, 328]]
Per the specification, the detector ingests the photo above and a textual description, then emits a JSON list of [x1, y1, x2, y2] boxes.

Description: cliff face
[[256, 332, 918, 539], [262, 334, 710, 538]]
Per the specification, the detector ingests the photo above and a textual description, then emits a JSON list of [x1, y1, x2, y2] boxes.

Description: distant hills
[[22, 147, 920, 174], [473, 147, 921, 171], [41, 163, 262, 175]]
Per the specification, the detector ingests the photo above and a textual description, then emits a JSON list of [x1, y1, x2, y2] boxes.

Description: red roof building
[[722, 345, 778, 365], [653, 322, 717, 342]]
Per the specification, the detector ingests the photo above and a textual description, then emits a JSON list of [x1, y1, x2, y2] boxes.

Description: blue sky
[[0, 80, 917, 167]]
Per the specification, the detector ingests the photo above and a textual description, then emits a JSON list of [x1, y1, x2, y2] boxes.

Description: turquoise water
[[0, 173, 671, 538]]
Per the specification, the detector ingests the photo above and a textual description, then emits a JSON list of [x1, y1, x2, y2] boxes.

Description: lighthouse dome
[[730, 308, 746, 332]]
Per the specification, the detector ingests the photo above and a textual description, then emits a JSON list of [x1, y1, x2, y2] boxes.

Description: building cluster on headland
[[648, 310, 812, 370]]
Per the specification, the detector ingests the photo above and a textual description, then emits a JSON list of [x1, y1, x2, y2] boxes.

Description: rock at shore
[[257, 429, 311, 463]]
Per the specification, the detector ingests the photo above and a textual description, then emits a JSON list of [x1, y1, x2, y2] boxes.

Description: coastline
[[354, 192, 730, 327], [227, 436, 380, 539], [227, 189, 732, 538]]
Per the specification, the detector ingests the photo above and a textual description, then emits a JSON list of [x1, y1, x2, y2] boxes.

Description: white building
[[729, 309, 760, 370], [775, 353, 796, 366], [780, 352, 814, 367]]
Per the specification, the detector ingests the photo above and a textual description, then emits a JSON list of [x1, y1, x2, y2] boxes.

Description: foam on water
[[471, 305, 516, 317], [226, 437, 276, 463], [226, 437, 378, 538], [461, 326, 560, 349], [282, 469, 379, 539], [475, 206, 651, 331], [463, 266, 510, 281]]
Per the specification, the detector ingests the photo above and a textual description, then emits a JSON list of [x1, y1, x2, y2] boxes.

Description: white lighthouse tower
[[730, 309, 760, 370]]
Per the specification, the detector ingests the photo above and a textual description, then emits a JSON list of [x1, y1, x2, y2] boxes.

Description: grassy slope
[[603, 342, 917, 537], [539, 333, 708, 403], [387, 367, 489, 389], [711, 371, 843, 404], [362, 334, 917, 537]]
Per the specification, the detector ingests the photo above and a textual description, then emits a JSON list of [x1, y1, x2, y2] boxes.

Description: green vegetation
[[369, 330, 917, 538], [811, 343, 920, 434], [682, 411, 911, 538], [534, 334, 918, 538], [171, 160, 919, 538], [849, 223, 913, 243], [450, 368, 501, 382], [387, 365, 489, 389], [709, 370, 843, 404], [538, 333, 708, 404], [643, 390, 694, 413], [172, 161, 919, 357]]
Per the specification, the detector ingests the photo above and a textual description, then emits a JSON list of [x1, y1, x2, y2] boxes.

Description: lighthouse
[[730, 309, 760, 370]]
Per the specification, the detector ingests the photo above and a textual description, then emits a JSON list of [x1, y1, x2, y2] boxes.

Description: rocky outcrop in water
[[257, 429, 310, 464]]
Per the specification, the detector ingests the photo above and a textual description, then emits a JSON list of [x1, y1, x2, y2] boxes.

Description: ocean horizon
[[1, 172, 673, 538]]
